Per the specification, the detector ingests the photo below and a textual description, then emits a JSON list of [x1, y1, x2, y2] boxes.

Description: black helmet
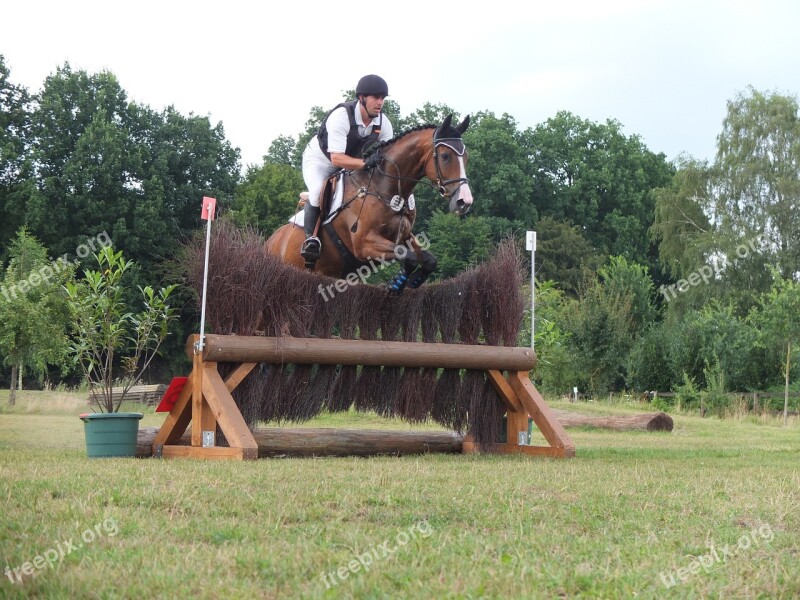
[[356, 74, 389, 97]]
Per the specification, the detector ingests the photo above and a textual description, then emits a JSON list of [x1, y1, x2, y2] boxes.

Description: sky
[[4, 0, 799, 170]]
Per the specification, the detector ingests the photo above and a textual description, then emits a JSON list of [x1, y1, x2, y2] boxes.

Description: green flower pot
[[80, 412, 143, 458]]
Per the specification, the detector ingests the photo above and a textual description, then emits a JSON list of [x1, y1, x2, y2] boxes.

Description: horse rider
[[300, 74, 395, 264]]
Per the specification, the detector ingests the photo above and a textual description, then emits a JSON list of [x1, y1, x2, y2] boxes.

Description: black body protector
[[317, 100, 382, 160]]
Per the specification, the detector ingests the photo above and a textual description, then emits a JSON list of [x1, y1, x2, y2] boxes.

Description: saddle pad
[[288, 176, 345, 226]]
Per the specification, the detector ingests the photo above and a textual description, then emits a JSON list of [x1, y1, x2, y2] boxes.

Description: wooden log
[[552, 410, 673, 432], [138, 426, 465, 458], [189, 334, 537, 371]]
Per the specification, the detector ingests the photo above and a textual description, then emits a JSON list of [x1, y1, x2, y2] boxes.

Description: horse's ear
[[456, 114, 470, 134], [441, 114, 453, 131]]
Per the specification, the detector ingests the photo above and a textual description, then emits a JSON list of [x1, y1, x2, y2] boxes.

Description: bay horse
[[265, 114, 473, 293]]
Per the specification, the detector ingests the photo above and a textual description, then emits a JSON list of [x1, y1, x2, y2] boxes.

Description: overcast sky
[[4, 0, 799, 169]]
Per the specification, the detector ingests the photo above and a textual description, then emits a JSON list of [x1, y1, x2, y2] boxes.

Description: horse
[[265, 114, 473, 294]]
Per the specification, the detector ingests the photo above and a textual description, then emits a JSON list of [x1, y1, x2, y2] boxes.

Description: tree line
[[1, 56, 798, 415]]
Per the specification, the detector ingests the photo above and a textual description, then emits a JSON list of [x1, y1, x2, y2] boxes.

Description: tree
[[24, 64, 240, 277], [650, 89, 800, 315], [264, 135, 299, 167], [535, 216, 603, 296], [714, 88, 800, 281], [65, 247, 177, 412], [750, 273, 800, 425], [0, 55, 33, 260], [398, 101, 460, 129], [651, 302, 762, 394], [650, 156, 713, 280], [530, 111, 674, 267], [425, 212, 493, 279], [228, 162, 305, 235], [460, 111, 536, 225], [562, 256, 656, 394], [523, 280, 579, 395], [0, 228, 74, 404]]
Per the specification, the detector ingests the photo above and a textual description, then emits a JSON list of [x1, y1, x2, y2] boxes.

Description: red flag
[[201, 196, 217, 221], [155, 377, 188, 412]]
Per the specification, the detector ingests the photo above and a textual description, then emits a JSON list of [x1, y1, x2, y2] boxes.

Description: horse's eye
[[441, 152, 450, 162]]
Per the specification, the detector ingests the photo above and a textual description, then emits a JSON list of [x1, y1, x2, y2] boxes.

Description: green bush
[[673, 372, 700, 412]]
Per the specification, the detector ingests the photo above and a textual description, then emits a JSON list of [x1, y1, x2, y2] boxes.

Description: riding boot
[[300, 203, 322, 268]]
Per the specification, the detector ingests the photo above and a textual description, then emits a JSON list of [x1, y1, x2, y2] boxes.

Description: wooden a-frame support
[[461, 370, 575, 457], [151, 335, 574, 460]]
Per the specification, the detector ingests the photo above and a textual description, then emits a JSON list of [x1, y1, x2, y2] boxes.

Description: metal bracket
[[154, 444, 163, 458], [202, 431, 216, 448]]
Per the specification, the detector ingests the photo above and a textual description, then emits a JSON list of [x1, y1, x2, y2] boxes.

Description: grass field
[[1, 390, 798, 599]]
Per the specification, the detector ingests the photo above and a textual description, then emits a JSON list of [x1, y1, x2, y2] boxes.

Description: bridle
[[333, 127, 470, 235], [432, 137, 469, 198], [358, 133, 469, 205]]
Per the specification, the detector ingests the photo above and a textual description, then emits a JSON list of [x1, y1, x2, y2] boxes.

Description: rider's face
[[361, 94, 385, 119]]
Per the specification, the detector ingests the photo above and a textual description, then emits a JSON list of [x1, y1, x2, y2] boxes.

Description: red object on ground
[[156, 377, 188, 412]]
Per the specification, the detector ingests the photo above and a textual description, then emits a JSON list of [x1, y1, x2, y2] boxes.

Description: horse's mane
[[374, 124, 437, 152]]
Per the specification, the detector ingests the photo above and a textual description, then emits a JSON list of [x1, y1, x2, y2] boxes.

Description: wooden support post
[[190, 351, 207, 446], [152, 377, 193, 446], [223, 362, 257, 392], [462, 369, 574, 458], [154, 336, 258, 460], [508, 371, 575, 457]]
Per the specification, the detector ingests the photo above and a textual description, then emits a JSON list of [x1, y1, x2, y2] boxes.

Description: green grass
[[1, 390, 798, 599]]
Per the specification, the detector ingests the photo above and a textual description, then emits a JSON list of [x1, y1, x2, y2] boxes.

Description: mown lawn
[[1, 390, 798, 599]]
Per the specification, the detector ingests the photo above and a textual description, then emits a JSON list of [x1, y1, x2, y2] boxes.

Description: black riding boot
[[300, 203, 322, 268]]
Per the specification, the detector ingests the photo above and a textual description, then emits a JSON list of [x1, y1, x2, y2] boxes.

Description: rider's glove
[[363, 152, 383, 170]]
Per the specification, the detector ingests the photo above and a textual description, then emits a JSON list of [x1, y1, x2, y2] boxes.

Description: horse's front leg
[[405, 236, 437, 290], [351, 230, 403, 266], [386, 235, 437, 295], [351, 230, 424, 294]]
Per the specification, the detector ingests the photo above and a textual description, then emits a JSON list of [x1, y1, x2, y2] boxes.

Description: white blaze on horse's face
[[437, 142, 473, 215], [450, 155, 473, 215]]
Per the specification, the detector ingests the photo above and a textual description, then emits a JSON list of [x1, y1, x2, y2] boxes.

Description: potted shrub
[[66, 247, 177, 457]]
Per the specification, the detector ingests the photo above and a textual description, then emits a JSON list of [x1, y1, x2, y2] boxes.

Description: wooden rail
[[193, 335, 538, 371]]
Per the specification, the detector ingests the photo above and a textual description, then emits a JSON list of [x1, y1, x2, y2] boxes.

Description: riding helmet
[[356, 74, 389, 97]]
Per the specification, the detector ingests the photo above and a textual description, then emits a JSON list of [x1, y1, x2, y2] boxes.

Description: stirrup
[[300, 236, 321, 268]]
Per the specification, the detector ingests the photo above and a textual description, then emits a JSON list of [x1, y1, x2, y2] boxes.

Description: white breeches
[[302, 142, 338, 208]]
